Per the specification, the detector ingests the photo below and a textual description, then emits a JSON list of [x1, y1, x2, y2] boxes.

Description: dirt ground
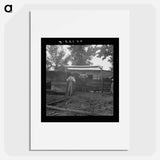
[[46, 92, 113, 116]]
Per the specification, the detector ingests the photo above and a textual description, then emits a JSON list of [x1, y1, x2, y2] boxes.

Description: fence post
[[101, 69, 103, 93]]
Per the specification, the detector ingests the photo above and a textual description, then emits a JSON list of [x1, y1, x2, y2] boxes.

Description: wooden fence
[[47, 80, 112, 93]]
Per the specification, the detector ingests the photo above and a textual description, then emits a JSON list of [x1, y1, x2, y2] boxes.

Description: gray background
[[4, 4, 156, 157]]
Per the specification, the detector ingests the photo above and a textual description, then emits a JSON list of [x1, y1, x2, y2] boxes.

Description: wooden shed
[[65, 65, 113, 92]]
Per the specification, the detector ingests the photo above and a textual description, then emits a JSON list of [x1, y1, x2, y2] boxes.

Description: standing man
[[66, 73, 76, 96]]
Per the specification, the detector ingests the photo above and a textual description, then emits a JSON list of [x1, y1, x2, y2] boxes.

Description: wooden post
[[64, 66, 68, 96], [101, 69, 103, 93]]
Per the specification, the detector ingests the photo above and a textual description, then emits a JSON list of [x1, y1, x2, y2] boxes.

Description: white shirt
[[66, 76, 76, 83]]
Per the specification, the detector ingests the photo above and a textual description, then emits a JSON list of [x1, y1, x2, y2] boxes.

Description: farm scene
[[46, 43, 114, 116]]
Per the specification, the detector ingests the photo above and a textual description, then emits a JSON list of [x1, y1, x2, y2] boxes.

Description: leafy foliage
[[46, 45, 71, 70], [46, 44, 113, 70], [68, 45, 93, 65]]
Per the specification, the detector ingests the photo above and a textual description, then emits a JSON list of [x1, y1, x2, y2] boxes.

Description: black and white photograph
[[30, 10, 129, 149], [41, 38, 119, 122]]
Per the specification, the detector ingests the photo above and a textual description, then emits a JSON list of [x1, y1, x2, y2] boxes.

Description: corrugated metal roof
[[65, 65, 103, 71], [67, 68, 101, 71]]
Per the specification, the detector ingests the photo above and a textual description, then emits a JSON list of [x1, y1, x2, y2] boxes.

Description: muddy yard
[[46, 92, 113, 116]]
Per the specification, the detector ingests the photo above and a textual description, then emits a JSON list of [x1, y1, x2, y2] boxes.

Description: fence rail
[[47, 80, 112, 93]]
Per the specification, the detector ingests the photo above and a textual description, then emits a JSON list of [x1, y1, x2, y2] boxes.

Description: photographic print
[[31, 10, 129, 150], [41, 38, 119, 122]]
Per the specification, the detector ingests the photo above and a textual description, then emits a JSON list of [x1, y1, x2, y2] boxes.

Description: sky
[[90, 56, 111, 70]]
